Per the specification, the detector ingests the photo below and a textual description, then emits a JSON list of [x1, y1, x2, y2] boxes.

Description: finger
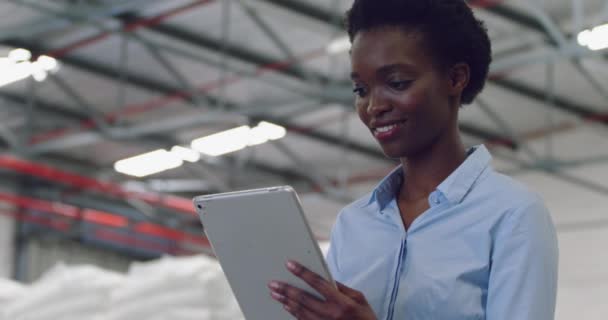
[[270, 281, 326, 310], [282, 297, 324, 320], [336, 281, 367, 303], [286, 260, 338, 299], [270, 282, 334, 318]]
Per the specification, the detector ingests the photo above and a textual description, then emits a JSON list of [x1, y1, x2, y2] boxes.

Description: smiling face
[[350, 27, 462, 159]]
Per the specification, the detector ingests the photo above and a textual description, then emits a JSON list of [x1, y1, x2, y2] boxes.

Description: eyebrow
[[377, 63, 416, 75], [350, 63, 417, 80]]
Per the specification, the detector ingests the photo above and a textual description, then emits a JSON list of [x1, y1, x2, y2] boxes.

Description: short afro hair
[[345, 0, 492, 105]]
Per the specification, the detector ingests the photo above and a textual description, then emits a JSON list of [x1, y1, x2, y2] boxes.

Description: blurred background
[[0, 0, 606, 319]]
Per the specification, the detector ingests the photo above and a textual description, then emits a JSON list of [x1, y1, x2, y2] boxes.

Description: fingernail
[[270, 291, 284, 301], [286, 260, 297, 271], [284, 304, 292, 312], [269, 281, 280, 289]]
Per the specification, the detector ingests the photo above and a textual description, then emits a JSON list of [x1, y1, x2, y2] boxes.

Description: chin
[[379, 144, 413, 160], [379, 141, 428, 160]]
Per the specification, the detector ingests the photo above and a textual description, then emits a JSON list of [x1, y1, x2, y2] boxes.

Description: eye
[[352, 86, 368, 98], [388, 80, 412, 91]]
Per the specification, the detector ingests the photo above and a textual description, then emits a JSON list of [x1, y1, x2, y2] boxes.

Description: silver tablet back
[[193, 186, 333, 320]]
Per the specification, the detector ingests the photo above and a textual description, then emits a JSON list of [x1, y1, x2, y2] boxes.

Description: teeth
[[376, 124, 397, 133], [374, 121, 406, 134]]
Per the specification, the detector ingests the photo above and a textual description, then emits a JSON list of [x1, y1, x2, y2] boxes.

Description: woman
[[268, 0, 558, 319]]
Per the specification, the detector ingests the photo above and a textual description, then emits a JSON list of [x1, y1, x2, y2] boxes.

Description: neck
[[398, 125, 467, 202]]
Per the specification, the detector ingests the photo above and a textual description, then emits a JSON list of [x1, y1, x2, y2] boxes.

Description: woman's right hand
[[268, 260, 377, 319]]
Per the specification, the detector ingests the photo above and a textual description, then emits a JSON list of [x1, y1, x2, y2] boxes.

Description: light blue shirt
[[326, 145, 558, 320]]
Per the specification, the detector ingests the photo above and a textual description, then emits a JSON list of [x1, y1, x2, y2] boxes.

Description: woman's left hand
[[268, 260, 377, 319]]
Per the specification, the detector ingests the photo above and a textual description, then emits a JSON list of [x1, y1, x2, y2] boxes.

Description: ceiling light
[[30, 62, 48, 82], [248, 126, 269, 146], [191, 125, 251, 157], [8, 48, 31, 62], [247, 122, 286, 146], [114, 149, 183, 178], [0, 49, 61, 88], [578, 23, 608, 51], [256, 121, 286, 141], [36, 55, 59, 72], [0, 58, 31, 87], [326, 36, 351, 54], [170, 146, 201, 163], [190, 122, 288, 156]]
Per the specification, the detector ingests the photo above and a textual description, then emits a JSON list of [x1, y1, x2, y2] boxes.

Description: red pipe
[[0, 155, 196, 216], [0, 210, 72, 232], [0, 191, 209, 250], [0, 209, 194, 255]]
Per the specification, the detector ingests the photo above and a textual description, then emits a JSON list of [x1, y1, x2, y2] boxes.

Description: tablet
[[193, 186, 334, 320]]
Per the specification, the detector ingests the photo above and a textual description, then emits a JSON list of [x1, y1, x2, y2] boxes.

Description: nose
[[366, 88, 392, 116]]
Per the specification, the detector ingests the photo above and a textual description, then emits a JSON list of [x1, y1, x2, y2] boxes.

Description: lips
[[371, 120, 407, 141]]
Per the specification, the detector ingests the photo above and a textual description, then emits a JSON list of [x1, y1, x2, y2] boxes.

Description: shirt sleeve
[[486, 197, 559, 320]]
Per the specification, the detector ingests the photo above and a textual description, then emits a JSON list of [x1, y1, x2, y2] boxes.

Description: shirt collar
[[362, 145, 493, 210]]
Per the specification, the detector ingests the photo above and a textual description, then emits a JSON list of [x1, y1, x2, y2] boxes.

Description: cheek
[[355, 101, 368, 122], [392, 89, 427, 112]]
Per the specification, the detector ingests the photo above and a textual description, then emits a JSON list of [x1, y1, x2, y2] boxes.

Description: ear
[[447, 63, 470, 98]]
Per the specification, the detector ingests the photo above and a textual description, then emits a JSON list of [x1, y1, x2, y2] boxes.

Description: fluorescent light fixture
[[326, 36, 351, 54], [248, 126, 270, 146], [0, 58, 31, 87], [190, 122, 287, 156], [191, 125, 251, 156], [170, 146, 201, 163], [114, 149, 183, 177], [578, 23, 608, 51], [256, 121, 286, 141], [30, 62, 48, 82], [0, 49, 60, 87], [8, 48, 31, 62], [247, 122, 286, 146], [37, 55, 59, 72]]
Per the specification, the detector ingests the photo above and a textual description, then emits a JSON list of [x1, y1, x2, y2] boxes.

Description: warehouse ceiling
[[0, 0, 607, 242]]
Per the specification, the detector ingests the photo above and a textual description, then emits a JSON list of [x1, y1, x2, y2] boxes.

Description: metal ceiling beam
[[2, 17, 515, 170], [485, 3, 608, 62], [493, 150, 608, 198], [0, 0, 166, 41], [0, 91, 87, 122], [0, 92, 177, 150], [491, 77, 608, 124], [484, 5, 608, 123], [7, 0, 351, 106], [3, 39, 199, 104], [484, 5, 551, 41], [259, 0, 343, 28], [5, 9, 515, 150], [118, 13, 332, 85]]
